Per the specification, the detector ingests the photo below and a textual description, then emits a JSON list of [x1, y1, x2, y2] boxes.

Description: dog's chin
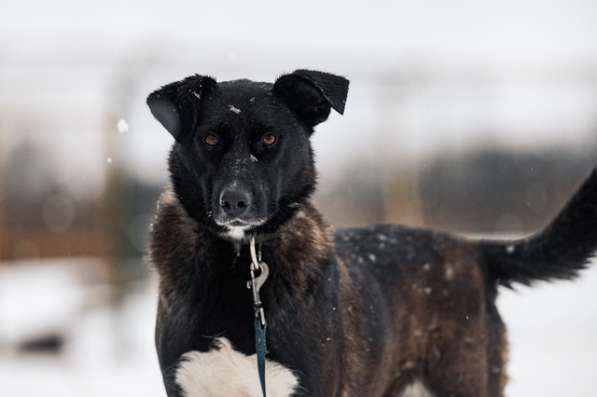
[[215, 219, 267, 242], [220, 225, 252, 241]]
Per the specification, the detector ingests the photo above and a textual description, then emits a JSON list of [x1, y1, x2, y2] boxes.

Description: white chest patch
[[175, 338, 299, 397]]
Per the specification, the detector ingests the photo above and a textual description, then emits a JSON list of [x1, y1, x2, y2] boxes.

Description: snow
[[117, 119, 129, 134], [228, 105, 241, 114], [499, 265, 597, 397], [0, 259, 165, 396], [0, 259, 90, 342]]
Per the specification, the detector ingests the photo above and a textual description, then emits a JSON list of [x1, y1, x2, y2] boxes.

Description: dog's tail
[[481, 169, 597, 288]]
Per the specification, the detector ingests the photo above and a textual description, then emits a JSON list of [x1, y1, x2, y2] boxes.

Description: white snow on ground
[[0, 260, 87, 343], [499, 263, 597, 397], [0, 267, 165, 397], [0, 259, 595, 396]]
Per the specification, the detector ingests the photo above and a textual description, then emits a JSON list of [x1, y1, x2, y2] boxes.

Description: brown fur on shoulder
[[149, 188, 201, 308]]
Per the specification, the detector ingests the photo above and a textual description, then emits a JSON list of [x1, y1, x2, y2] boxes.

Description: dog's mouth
[[215, 218, 267, 241], [215, 217, 267, 228]]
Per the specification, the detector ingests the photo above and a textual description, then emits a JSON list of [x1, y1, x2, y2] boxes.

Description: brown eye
[[262, 133, 277, 146], [203, 133, 219, 146]]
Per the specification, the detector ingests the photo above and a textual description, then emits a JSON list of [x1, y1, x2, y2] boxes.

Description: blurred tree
[[418, 143, 597, 235]]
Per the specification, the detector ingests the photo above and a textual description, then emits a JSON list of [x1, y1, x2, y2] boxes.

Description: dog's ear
[[273, 69, 349, 129], [147, 75, 217, 141]]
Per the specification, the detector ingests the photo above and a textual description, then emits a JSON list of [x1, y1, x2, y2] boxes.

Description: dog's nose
[[219, 188, 252, 217]]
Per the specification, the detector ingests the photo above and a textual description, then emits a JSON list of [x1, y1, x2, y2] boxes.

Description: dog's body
[[147, 70, 597, 396]]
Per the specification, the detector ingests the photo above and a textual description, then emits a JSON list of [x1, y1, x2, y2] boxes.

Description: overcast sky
[[3, 1, 597, 54]]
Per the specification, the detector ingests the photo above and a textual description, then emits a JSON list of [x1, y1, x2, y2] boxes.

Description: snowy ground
[[499, 264, 597, 397], [0, 259, 595, 396]]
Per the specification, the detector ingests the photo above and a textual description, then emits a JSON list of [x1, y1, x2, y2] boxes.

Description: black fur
[[481, 168, 597, 287], [147, 70, 596, 397], [273, 70, 349, 128], [147, 75, 217, 141]]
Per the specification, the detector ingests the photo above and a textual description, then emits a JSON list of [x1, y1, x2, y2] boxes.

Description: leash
[[247, 236, 270, 397]]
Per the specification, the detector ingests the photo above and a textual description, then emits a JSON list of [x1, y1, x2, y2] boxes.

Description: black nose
[[219, 188, 252, 217]]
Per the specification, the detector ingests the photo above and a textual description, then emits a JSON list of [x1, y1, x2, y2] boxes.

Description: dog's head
[[147, 70, 349, 241]]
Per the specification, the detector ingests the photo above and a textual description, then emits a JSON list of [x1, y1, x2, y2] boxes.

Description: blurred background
[[1, 1, 596, 396]]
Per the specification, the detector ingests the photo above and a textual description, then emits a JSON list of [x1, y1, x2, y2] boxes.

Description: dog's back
[[329, 169, 597, 396], [331, 224, 498, 395]]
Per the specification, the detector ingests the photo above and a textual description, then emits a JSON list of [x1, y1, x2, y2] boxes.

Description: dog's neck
[[149, 188, 334, 307]]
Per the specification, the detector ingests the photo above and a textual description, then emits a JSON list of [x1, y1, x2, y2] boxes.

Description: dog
[[146, 69, 596, 397]]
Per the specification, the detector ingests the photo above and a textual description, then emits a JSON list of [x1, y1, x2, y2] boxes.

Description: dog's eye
[[203, 133, 220, 146], [262, 133, 278, 146]]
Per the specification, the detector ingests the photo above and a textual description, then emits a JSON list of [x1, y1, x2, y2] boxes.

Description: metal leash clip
[[247, 236, 269, 327]]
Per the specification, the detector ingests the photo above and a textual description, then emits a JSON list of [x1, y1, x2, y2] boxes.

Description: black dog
[[147, 70, 597, 396]]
